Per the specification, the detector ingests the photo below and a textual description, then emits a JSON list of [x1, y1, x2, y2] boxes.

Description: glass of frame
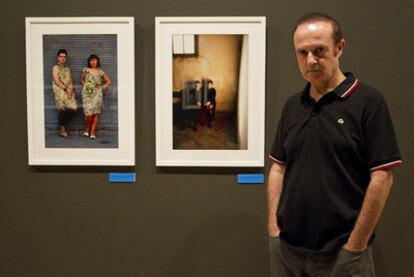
[[155, 17, 266, 167], [25, 17, 135, 165]]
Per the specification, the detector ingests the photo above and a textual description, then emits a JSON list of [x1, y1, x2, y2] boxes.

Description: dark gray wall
[[1, 0, 413, 276]]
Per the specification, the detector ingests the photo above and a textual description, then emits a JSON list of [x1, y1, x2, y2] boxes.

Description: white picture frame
[[155, 17, 266, 167], [25, 17, 135, 165]]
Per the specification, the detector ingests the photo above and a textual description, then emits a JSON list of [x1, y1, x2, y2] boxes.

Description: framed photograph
[[155, 17, 266, 167], [25, 17, 135, 165]]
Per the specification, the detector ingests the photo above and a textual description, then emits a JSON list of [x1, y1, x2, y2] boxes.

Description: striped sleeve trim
[[370, 160, 402, 172], [268, 155, 286, 165]]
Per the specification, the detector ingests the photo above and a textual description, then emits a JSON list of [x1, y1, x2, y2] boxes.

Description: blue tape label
[[237, 174, 264, 184], [109, 173, 136, 183]]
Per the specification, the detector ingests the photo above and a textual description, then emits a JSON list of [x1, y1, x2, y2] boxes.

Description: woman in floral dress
[[80, 54, 111, 139], [52, 49, 78, 138]]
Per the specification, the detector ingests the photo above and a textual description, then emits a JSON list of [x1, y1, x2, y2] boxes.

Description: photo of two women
[[43, 34, 118, 148]]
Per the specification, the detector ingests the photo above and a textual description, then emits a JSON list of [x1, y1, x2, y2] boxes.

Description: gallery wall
[[1, 0, 413, 276]]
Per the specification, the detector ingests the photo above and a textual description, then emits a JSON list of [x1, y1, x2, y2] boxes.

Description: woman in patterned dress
[[52, 49, 78, 138], [80, 54, 111, 139]]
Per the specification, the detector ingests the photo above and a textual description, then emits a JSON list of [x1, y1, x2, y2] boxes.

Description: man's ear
[[336, 38, 345, 58]]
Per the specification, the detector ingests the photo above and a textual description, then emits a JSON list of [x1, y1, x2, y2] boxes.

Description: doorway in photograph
[[172, 34, 248, 150]]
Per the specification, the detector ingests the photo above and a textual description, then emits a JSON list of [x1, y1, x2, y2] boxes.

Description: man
[[267, 13, 402, 276], [205, 80, 216, 128], [51, 49, 77, 137]]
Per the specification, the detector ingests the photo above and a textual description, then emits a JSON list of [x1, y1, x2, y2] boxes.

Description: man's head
[[207, 80, 213, 89], [293, 13, 345, 87], [194, 80, 201, 90], [56, 49, 68, 65]]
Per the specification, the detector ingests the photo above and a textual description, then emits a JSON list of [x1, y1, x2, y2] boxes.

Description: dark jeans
[[269, 237, 375, 277], [207, 105, 215, 123]]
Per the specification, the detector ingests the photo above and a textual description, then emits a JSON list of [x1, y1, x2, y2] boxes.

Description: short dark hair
[[87, 54, 101, 67], [57, 49, 68, 56], [207, 80, 213, 85], [293, 13, 343, 44], [194, 80, 201, 85]]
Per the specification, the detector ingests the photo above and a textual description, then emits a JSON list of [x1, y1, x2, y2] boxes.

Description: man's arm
[[344, 169, 394, 251], [267, 161, 286, 237]]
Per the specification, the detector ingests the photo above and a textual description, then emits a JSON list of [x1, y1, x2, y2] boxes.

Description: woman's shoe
[[83, 132, 89, 137], [59, 131, 68, 138], [90, 134, 96, 140], [59, 126, 68, 138]]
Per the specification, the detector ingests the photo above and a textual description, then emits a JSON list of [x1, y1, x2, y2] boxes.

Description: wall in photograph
[[238, 35, 249, 150], [173, 35, 242, 113]]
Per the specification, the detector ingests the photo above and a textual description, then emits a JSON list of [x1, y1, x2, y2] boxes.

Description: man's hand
[[342, 241, 367, 252], [268, 222, 280, 237]]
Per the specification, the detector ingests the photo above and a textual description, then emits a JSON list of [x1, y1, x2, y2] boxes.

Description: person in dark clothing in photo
[[205, 80, 216, 128], [267, 13, 402, 277]]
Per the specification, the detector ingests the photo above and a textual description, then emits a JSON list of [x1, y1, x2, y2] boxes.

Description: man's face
[[293, 21, 344, 86], [194, 82, 201, 90], [57, 53, 67, 65], [207, 82, 212, 89]]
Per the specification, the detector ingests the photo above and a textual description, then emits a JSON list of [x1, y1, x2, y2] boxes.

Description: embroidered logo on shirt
[[337, 118, 345, 124]]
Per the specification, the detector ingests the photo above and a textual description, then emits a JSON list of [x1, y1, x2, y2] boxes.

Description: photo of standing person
[[81, 54, 111, 140], [51, 49, 78, 138], [205, 79, 216, 128]]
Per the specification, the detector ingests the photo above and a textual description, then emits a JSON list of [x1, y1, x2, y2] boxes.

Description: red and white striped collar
[[301, 73, 360, 104], [339, 78, 360, 98], [333, 72, 360, 99]]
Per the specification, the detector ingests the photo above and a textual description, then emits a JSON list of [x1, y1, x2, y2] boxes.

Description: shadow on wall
[[167, 212, 269, 277]]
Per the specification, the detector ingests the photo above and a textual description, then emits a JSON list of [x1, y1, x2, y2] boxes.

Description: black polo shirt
[[269, 73, 402, 254]]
